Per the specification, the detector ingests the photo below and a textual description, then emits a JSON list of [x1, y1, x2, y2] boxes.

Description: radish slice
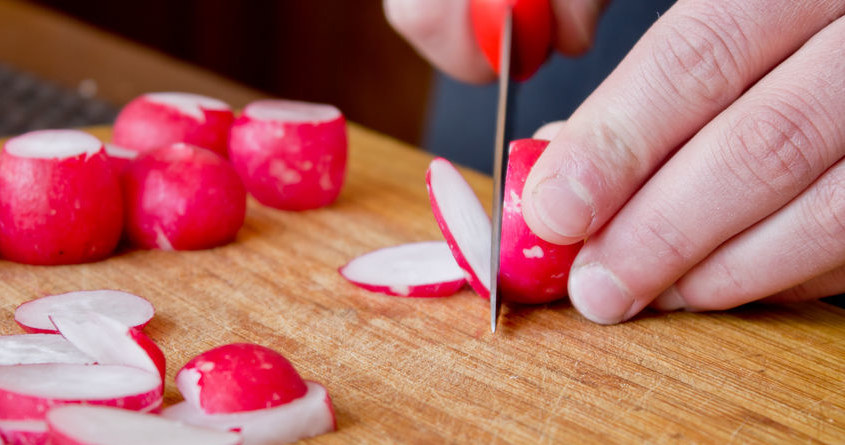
[[339, 241, 466, 297], [0, 335, 93, 366], [163, 381, 335, 445], [49, 313, 165, 382], [0, 420, 48, 445], [14, 290, 154, 335], [0, 364, 162, 421], [46, 406, 243, 445], [426, 158, 492, 299]]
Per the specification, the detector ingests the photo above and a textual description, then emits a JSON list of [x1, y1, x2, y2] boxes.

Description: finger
[[533, 120, 565, 140], [383, 0, 495, 83], [522, 0, 845, 245], [765, 266, 845, 304], [568, 14, 845, 324], [652, 157, 845, 311], [549, 0, 609, 55]]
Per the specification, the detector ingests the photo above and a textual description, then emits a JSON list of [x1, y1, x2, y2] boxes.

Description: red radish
[[0, 364, 161, 420], [104, 143, 138, 174], [0, 335, 92, 366], [164, 381, 335, 445], [0, 129, 122, 265], [0, 420, 47, 445], [47, 406, 243, 445], [470, 0, 553, 80], [49, 313, 166, 382], [228, 99, 348, 210], [14, 290, 154, 335], [499, 139, 581, 303], [339, 241, 466, 297], [426, 158, 492, 299], [176, 343, 307, 414], [122, 143, 247, 250], [112, 92, 234, 157]]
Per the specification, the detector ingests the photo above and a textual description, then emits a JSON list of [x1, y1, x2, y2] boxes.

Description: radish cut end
[[244, 99, 341, 123], [4, 130, 102, 159], [104, 143, 139, 160], [14, 290, 154, 334], [144, 92, 230, 120]]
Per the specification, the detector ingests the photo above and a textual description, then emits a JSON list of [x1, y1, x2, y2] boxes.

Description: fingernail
[[530, 176, 594, 239], [652, 286, 686, 312], [569, 264, 633, 324]]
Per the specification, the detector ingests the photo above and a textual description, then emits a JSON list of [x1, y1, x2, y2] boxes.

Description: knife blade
[[490, 11, 514, 334]]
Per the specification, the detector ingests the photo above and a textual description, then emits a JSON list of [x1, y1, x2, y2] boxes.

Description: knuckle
[[803, 164, 845, 252], [631, 206, 700, 272]]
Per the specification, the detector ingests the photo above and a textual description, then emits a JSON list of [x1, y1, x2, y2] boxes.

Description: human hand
[[522, 0, 845, 323]]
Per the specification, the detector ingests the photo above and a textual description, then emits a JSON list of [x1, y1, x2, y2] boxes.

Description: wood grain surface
[[1, 126, 843, 444]]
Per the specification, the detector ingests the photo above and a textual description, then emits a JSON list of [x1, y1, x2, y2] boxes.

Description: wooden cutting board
[[1, 125, 843, 443]]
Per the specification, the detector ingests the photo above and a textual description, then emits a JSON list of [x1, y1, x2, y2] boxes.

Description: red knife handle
[[470, 0, 553, 81]]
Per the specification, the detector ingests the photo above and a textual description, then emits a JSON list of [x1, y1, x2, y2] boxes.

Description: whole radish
[[112, 92, 234, 157], [228, 99, 348, 210], [0, 130, 122, 265], [122, 143, 247, 250]]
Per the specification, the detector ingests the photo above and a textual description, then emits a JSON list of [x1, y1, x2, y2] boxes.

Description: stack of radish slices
[[340, 139, 583, 305], [0, 290, 335, 445]]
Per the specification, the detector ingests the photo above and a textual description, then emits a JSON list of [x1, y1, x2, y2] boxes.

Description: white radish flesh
[[426, 158, 492, 299], [163, 381, 335, 445], [0, 364, 161, 420], [14, 290, 154, 335], [0, 419, 47, 445], [46, 406, 242, 445], [0, 335, 92, 366], [339, 241, 466, 297]]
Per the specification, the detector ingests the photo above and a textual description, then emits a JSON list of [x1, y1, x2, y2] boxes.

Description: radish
[[104, 143, 139, 174], [46, 406, 243, 445], [499, 139, 581, 303], [122, 143, 247, 250], [0, 129, 122, 265], [112, 92, 235, 157], [0, 364, 161, 421], [339, 241, 466, 297], [426, 158, 492, 299], [0, 420, 47, 445], [0, 335, 92, 366], [49, 313, 166, 382], [163, 381, 335, 445], [228, 99, 348, 210], [14, 290, 154, 335], [175, 343, 307, 414]]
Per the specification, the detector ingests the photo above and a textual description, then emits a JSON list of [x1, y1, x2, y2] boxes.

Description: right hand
[[383, 0, 608, 84]]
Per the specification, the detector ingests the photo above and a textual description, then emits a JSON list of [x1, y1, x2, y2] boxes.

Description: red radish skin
[[228, 99, 348, 210], [0, 364, 162, 421], [14, 290, 154, 335], [112, 92, 234, 157], [470, 0, 553, 80], [339, 241, 466, 297], [426, 158, 493, 299], [176, 343, 307, 414], [0, 130, 122, 265], [0, 420, 48, 445], [500, 139, 581, 303], [47, 406, 243, 445], [163, 381, 335, 445], [0, 335, 92, 366], [104, 143, 139, 174], [122, 143, 247, 250], [49, 313, 166, 382]]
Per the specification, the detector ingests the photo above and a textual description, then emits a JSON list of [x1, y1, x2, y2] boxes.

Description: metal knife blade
[[490, 11, 514, 334]]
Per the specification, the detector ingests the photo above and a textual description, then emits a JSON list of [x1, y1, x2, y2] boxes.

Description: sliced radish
[[112, 92, 235, 157], [0, 419, 48, 445], [0, 129, 122, 265], [176, 343, 307, 414], [0, 335, 92, 366], [163, 381, 335, 445], [14, 290, 154, 335], [0, 364, 161, 421], [339, 241, 466, 297], [228, 99, 348, 210], [122, 142, 247, 250], [50, 313, 165, 382], [46, 406, 242, 445], [426, 158, 492, 299]]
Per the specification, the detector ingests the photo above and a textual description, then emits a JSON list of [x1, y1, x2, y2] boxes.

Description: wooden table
[[1, 125, 843, 443]]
